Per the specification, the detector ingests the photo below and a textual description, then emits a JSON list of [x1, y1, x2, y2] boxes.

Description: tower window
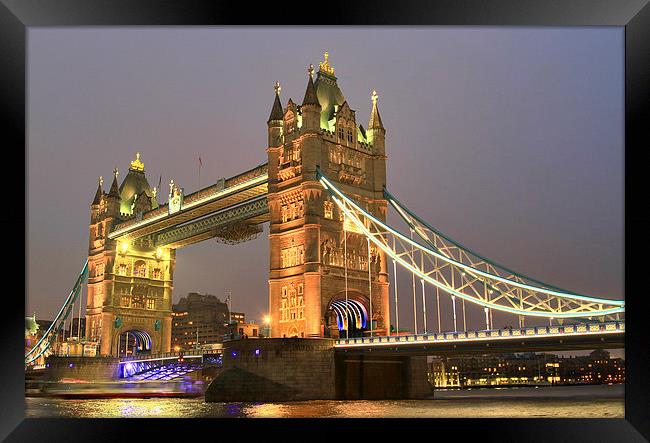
[[134, 260, 147, 277], [324, 201, 333, 219], [118, 263, 128, 276]]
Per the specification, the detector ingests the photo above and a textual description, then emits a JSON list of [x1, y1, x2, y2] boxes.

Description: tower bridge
[[27, 51, 624, 398]]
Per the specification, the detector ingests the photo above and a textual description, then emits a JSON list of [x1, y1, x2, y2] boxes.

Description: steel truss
[[317, 168, 624, 321], [25, 260, 89, 366]]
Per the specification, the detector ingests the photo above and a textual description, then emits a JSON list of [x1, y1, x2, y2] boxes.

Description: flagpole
[[198, 156, 202, 197]]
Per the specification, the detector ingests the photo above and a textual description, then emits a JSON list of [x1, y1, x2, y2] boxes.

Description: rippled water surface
[[25, 384, 624, 418]]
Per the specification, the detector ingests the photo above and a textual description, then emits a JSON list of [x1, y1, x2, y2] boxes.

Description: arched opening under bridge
[[117, 329, 152, 357], [326, 298, 368, 339]]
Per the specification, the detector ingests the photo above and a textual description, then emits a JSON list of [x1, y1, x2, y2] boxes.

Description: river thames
[[25, 384, 623, 418]]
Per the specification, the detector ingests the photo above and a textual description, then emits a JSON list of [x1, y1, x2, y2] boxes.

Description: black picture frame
[[2, 0, 649, 440]]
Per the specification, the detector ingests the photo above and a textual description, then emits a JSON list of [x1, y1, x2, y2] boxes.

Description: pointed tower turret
[[301, 64, 321, 132], [267, 81, 284, 148], [92, 176, 104, 206], [367, 90, 386, 155], [90, 176, 104, 225], [105, 167, 122, 217]]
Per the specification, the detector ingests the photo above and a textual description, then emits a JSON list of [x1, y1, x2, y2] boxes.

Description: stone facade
[[267, 54, 390, 339], [43, 356, 120, 382], [87, 156, 173, 357], [205, 338, 336, 402]]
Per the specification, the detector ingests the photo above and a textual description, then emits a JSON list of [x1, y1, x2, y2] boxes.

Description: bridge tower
[[267, 53, 390, 338], [87, 154, 174, 356]]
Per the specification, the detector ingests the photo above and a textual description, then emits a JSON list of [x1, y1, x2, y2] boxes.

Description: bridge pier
[[335, 353, 433, 400], [204, 338, 432, 402]]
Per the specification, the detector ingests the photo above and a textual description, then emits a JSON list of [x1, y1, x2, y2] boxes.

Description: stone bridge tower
[[87, 154, 173, 356], [267, 53, 390, 338]]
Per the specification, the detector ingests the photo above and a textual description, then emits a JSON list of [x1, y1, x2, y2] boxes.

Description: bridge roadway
[[333, 321, 624, 356], [118, 321, 623, 367]]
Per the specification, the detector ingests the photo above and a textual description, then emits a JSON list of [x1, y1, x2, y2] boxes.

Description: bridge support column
[[335, 353, 433, 400], [205, 338, 336, 402]]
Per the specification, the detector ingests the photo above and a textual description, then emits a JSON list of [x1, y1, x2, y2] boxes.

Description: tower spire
[[108, 167, 120, 197], [130, 152, 145, 172], [318, 51, 335, 75], [368, 90, 384, 130], [302, 65, 319, 106], [92, 176, 104, 205], [267, 81, 284, 123]]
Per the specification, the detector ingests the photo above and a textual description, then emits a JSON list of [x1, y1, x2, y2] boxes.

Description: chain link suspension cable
[[344, 213, 349, 337], [489, 296, 493, 329], [462, 299, 467, 332], [392, 235, 399, 335], [62, 317, 66, 355], [452, 295, 457, 332], [435, 255, 441, 333], [420, 249, 427, 334], [367, 237, 372, 337], [451, 262, 457, 332], [410, 229, 417, 335]]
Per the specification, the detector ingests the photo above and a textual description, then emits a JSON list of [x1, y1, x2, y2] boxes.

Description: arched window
[[133, 260, 147, 277], [118, 263, 128, 276]]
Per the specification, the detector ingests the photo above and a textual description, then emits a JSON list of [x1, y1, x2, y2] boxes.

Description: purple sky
[[27, 28, 623, 354]]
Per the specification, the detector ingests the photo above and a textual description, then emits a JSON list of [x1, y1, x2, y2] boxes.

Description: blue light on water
[[255, 349, 261, 356], [232, 351, 238, 358], [69, 363, 74, 368]]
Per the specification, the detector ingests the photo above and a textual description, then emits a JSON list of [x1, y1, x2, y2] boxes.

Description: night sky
[[27, 27, 623, 355]]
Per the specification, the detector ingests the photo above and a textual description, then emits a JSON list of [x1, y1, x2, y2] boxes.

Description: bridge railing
[[333, 321, 624, 346]]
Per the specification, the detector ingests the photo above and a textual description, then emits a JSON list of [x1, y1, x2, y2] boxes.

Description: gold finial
[[98, 176, 104, 187], [113, 167, 119, 178], [308, 64, 314, 79], [319, 51, 335, 75], [274, 81, 281, 95], [169, 179, 175, 195], [130, 151, 145, 171], [152, 187, 157, 198], [371, 90, 378, 105]]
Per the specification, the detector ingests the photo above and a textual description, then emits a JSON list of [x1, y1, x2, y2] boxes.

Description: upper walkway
[[108, 163, 269, 248]]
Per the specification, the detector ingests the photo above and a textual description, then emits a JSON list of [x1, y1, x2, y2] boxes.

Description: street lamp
[[264, 315, 271, 338]]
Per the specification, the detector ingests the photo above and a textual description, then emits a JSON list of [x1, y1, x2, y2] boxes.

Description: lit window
[[324, 201, 333, 219], [133, 260, 147, 277]]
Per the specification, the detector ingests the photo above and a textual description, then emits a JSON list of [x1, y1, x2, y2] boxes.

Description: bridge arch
[[114, 328, 153, 357], [326, 292, 369, 339]]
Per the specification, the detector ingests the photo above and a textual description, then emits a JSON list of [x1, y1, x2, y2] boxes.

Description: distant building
[[231, 312, 245, 324], [25, 315, 40, 356], [428, 350, 625, 388], [172, 292, 229, 350]]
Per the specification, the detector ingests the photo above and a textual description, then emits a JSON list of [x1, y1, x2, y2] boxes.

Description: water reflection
[[25, 385, 624, 418]]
